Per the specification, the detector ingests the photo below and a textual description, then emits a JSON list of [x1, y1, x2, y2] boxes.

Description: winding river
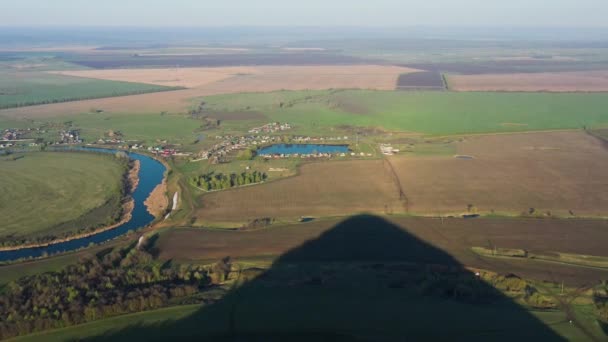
[[0, 148, 166, 262]]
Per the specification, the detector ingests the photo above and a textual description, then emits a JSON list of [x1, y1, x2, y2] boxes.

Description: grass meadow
[[203, 89, 608, 135], [0, 152, 125, 244], [0, 71, 179, 109]]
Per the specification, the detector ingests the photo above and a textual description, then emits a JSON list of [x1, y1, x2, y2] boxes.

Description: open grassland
[[0, 71, 179, 109], [157, 216, 608, 287], [0, 152, 125, 244], [8, 305, 201, 342], [391, 131, 608, 217], [59, 111, 203, 146], [0, 67, 418, 119], [50, 65, 417, 90], [196, 160, 403, 225], [203, 90, 608, 135], [2, 90, 608, 138], [447, 70, 608, 92], [7, 288, 588, 341]]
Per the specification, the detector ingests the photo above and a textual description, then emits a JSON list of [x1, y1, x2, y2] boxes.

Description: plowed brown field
[[391, 131, 608, 216], [157, 216, 608, 286], [196, 159, 404, 224]]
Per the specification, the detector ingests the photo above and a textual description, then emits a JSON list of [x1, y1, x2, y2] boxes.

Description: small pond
[[258, 144, 349, 156]]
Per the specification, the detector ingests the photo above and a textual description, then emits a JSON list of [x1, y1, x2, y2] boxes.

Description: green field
[[0, 152, 125, 246], [7, 291, 588, 342], [59, 112, 201, 145], [0, 71, 180, 109], [8, 305, 201, 342], [4, 90, 608, 149], [203, 90, 608, 135]]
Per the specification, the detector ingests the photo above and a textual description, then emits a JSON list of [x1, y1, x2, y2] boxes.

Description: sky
[[1, 0, 607, 27]]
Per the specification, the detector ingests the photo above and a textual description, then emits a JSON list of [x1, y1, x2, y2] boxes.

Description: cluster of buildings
[[263, 151, 373, 160], [59, 130, 82, 144], [248, 122, 291, 134], [292, 135, 349, 142], [197, 134, 283, 161], [2, 129, 24, 141], [380, 144, 400, 156]]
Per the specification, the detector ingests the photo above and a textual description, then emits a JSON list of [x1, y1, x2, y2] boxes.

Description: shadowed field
[[70, 216, 573, 341], [157, 216, 608, 286]]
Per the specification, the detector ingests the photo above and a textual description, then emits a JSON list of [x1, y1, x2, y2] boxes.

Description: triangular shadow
[[82, 215, 564, 341]]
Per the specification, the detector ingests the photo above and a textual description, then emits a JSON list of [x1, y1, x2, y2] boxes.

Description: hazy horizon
[[2, 0, 607, 28]]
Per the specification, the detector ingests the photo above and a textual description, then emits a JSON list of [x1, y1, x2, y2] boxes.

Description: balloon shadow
[[82, 215, 564, 341]]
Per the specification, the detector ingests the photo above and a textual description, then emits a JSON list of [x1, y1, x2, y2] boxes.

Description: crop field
[[405, 59, 608, 74], [0, 71, 179, 109], [391, 131, 608, 217], [51, 65, 416, 92], [0, 66, 416, 119], [1, 89, 607, 140], [0, 152, 125, 244], [7, 89, 606, 146], [59, 111, 204, 145], [447, 70, 608, 92], [50, 67, 260, 88], [193, 131, 608, 224], [157, 216, 608, 286], [396, 71, 445, 90], [195, 160, 404, 224], [204, 90, 608, 135], [65, 52, 376, 68]]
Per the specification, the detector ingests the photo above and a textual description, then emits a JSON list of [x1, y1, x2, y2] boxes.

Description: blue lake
[[0, 147, 166, 262], [258, 144, 349, 155]]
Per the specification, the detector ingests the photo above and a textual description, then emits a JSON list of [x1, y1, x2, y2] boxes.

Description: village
[[194, 122, 361, 162]]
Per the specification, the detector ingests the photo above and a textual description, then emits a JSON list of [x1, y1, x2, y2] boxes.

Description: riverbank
[[144, 179, 168, 218], [0, 160, 140, 252]]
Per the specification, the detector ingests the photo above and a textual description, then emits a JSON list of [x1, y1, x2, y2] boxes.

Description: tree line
[[0, 243, 232, 340], [191, 171, 268, 191]]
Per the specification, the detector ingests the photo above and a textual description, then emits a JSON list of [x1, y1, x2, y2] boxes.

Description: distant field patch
[[448, 71, 608, 92], [4, 90, 608, 137], [66, 52, 375, 69], [0, 67, 418, 119], [396, 71, 445, 90], [0, 71, 180, 109], [53, 65, 419, 91], [391, 131, 608, 217], [204, 90, 608, 136], [50, 67, 259, 88], [0, 152, 125, 245], [196, 160, 403, 224]]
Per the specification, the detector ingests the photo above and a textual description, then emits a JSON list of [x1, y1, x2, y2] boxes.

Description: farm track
[[539, 282, 601, 341], [382, 157, 409, 212]]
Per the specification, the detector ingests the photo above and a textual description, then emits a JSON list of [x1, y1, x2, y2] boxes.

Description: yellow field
[[50, 66, 259, 88], [448, 71, 608, 92], [1, 65, 417, 119]]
